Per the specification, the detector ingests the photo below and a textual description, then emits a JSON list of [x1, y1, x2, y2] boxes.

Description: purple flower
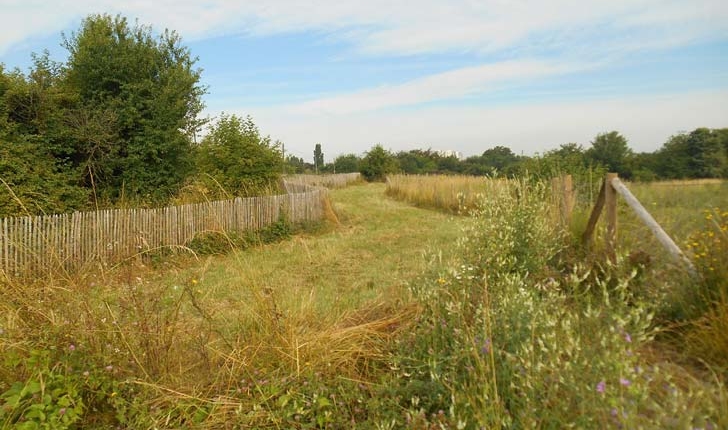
[[620, 378, 631, 387], [610, 408, 618, 417], [480, 338, 491, 355], [596, 380, 606, 393], [105, 365, 114, 372], [624, 333, 632, 343], [69, 344, 76, 352], [59, 408, 66, 416]]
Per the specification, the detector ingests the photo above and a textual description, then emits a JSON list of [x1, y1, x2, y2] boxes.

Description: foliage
[[313, 143, 324, 173], [0, 65, 89, 217], [391, 177, 726, 429], [330, 153, 361, 173], [462, 145, 522, 176], [187, 214, 292, 255], [195, 114, 282, 197], [284, 154, 310, 174], [62, 14, 207, 202], [687, 208, 728, 300], [359, 144, 399, 181], [653, 128, 728, 179], [0, 132, 88, 218], [586, 131, 633, 177]]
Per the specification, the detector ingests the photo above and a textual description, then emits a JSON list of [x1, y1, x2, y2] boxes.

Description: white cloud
[[240, 90, 728, 160], [285, 60, 586, 114], [2, 0, 727, 57]]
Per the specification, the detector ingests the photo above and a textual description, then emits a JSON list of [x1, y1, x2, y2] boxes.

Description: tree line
[[0, 14, 282, 218], [294, 129, 728, 182], [2, 14, 726, 218]]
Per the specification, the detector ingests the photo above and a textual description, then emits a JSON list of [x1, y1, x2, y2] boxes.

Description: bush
[[359, 144, 399, 182]]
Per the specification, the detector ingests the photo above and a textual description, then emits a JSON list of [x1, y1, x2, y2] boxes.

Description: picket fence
[[0, 181, 331, 277]]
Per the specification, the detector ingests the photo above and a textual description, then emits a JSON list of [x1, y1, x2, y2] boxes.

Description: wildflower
[[620, 378, 631, 387], [480, 338, 491, 355], [83, 371, 90, 377], [105, 365, 114, 371], [596, 381, 606, 393], [624, 333, 632, 343], [58, 408, 66, 416], [69, 344, 76, 352]]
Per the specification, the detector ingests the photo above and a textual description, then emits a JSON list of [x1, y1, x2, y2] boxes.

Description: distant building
[[436, 149, 464, 160]]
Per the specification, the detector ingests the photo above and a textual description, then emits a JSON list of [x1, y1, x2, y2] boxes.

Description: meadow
[[1, 176, 727, 428]]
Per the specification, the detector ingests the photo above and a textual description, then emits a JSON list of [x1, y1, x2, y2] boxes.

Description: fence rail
[[0, 181, 331, 277], [578, 173, 696, 275]]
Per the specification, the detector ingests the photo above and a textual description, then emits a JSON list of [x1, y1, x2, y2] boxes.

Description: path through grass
[[0, 183, 468, 428]]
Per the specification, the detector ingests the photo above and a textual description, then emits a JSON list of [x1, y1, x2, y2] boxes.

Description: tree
[[0, 64, 88, 217], [195, 114, 282, 197], [360, 144, 399, 181], [285, 155, 309, 174], [332, 154, 361, 173], [62, 14, 206, 202], [652, 128, 728, 179], [313, 143, 324, 173], [586, 131, 633, 176], [396, 149, 438, 174]]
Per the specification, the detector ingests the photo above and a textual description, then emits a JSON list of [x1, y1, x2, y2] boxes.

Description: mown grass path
[[181, 183, 466, 329]]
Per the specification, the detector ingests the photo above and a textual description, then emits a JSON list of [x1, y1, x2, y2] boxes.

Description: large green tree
[[586, 131, 633, 176], [62, 14, 206, 202], [653, 128, 728, 179], [313, 143, 324, 173]]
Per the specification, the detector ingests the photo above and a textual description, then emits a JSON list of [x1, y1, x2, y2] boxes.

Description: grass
[[0, 183, 467, 428], [3, 177, 728, 428], [385, 174, 505, 214], [384, 175, 728, 428]]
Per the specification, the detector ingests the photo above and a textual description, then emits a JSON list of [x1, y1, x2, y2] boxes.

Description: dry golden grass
[[385, 174, 509, 213], [0, 183, 465, 427]]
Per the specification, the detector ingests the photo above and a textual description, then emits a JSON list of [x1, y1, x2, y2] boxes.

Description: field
[[1, 177, 727, 428]]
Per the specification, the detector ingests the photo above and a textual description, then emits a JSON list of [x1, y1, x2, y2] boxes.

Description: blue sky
[[1, 1, 727, 161]]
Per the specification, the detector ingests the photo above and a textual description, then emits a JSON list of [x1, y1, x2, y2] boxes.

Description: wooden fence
[[579, 173, 695, 274], [0, 182, 329, 277]]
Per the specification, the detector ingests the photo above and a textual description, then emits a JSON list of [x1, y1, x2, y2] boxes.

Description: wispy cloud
[[285, 59, 587, 114], [2, 0, 727, 57]]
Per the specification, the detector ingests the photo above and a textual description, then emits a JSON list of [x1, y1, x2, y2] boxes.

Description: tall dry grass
[[385, 174, 509, 214]]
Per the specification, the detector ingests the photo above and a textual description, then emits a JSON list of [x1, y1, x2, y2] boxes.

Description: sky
[[1, 1, 727, 161]]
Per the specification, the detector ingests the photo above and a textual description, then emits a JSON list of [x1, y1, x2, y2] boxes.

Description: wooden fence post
[[604, 173, 618, 263], [582, 179, 606, 247], [551, 175, 574, 227]]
